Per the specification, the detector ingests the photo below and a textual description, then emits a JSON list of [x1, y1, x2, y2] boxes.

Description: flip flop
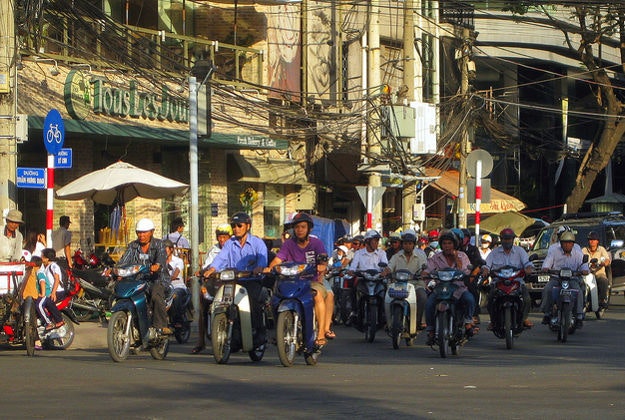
[[325, 330, 336, 340], [314, 337, 327, 347]]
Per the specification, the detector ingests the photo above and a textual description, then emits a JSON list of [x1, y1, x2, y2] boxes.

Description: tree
[[504, 2, 625, 212]]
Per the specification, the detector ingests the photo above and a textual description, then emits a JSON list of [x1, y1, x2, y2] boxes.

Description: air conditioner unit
[[409, 102, 437, 155]]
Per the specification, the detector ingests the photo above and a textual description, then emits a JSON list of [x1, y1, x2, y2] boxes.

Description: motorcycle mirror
[[316, 254, 329, 264], [582, 254, 589, 264]]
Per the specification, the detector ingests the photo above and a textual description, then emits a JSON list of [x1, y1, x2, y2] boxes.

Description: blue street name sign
[[16, 167, 46, 189], [55, 148, 72, 168], [43, 109, 65, 155]]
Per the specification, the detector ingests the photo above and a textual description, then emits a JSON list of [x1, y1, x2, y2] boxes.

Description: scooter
[[329, 268, 352, 326], [384, 269, 419, 349], [488, 266, 527, 350], [71, 268, 114, 322], [354, 265, 388, 343], [166, 286, 193, 344], [106, 264, 170, 362], [547, 267, 583, 343], [210, 269, 268, 364], [583, 257, 602, 319], [429, 268, 473, 358], [270, 262, 320, 367]]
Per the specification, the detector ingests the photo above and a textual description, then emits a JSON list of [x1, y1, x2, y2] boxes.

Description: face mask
[[429, 241, 438, 249], [481, 242, 490, 249], [502, 242, 513, 251]]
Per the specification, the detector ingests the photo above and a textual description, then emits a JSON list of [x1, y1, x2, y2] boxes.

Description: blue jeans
[[425, 290, 475, 331]]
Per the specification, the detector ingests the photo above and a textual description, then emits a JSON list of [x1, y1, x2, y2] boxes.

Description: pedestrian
[[51, 215, 73, 269], [1, 209, 24, 262], [37, 249, 66, 332]]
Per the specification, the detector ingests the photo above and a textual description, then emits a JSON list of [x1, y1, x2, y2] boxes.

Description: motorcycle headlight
[[276, 264, 308, 276], [114, 265, 142, 278], [219, 270, 235, 281], [499, 268, 515, 278], [559, 268, 572, 278], [436, 271, 455, 281], [394, 271, 412, 282]]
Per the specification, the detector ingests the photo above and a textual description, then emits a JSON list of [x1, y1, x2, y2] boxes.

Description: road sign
[[16, 167, 46, 189], [55, 148, 72, 168], [43, 109, 65, 155], [466, 150, 493, 178]]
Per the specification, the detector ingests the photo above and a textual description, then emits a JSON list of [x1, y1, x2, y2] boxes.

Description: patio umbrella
[[479, 211, 536, 236], [56, 161, 189, 205]]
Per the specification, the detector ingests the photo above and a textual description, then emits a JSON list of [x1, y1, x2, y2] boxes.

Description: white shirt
[[43, 262, 65, 292], [349, 247, 388, 271], [167, 255, 186, 289]]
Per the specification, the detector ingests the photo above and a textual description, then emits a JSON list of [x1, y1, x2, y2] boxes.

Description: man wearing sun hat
[[1, 209, 25, 262]]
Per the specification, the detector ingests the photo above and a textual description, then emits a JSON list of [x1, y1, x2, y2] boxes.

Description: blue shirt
[[542, 244, 588, 272], [209, 234, 268, 272], [485, 245, 532, 271]]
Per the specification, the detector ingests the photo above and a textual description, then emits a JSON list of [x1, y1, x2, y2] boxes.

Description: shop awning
[[425, 168, 526, 214], [227, 154, 308, 185], [28, 116, 288, 150]]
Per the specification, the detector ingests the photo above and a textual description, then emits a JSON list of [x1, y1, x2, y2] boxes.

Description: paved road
[[3, 303, 625, 419]]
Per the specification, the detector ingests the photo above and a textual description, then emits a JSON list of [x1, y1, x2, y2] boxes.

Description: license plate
[[538, 275, 550, 283]]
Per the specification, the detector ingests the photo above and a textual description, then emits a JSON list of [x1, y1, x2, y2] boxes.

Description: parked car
[[525, 212, 625, 306]]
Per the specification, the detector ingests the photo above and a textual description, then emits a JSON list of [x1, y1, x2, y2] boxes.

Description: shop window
[[264, 185, 285, 239]]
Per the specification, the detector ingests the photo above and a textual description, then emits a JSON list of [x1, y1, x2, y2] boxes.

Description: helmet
[[290, 212, 314, 229], [500, 228, 516, 239], [216, 223, 233, 236], [587, 231, 600, 241], [428, 229, 439, 240], [364, 230, 381, 241], [337, 245, 349, 254], [556, 225, 571, 236], [352, 235, 364, 244], [388, 232, 401, 242], [438, 230, 459, 247], [136, 218, 155, 232], [559, 231, 576, 242], [163, 239, 174, 248], [417, 236, 428, 245], [230, 212, 252, 225], [461, 228, 472, 239], [481, 234, 492, 243], [450, 228, 464, 241], [401, 229, 417, 243]]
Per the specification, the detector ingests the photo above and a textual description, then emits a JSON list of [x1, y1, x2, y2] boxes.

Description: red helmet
[[428, 229, 439, 240], [418, 236, 428, 245], [500, 228, 516, 239]]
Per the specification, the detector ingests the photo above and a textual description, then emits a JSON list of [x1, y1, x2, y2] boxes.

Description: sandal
[[44, 323, 55, 332], [190, 346, 204, 354], [314, 337, 327, 347], [325, 330, 336, 340]]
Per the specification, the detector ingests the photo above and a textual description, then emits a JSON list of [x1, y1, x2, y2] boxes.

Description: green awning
[[28, 116, 288, 150]]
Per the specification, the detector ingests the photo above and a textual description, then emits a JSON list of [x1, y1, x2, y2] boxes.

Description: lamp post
[[189, 60, 213, 330]]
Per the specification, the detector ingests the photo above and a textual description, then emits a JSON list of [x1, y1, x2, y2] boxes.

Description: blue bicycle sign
[[43, 109, 65, 155]]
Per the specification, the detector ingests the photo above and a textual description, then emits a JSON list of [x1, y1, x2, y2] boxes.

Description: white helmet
[[136, 218, 155, 232], [364, 230, 381, 241]]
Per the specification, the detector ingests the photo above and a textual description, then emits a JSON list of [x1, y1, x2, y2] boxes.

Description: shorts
[[311, 281, 328, 299]]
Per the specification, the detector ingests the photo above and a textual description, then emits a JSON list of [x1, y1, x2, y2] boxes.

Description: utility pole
[[401, 0, 416, 231], [367, 0, 383, 232], [457, 27, 471, 228], [0, 1, 17, 213]]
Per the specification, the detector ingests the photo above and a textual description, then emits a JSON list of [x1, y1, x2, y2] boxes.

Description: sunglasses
[[231, 223, 246, 228]]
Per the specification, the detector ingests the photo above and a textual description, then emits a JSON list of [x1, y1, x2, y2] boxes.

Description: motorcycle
[[0, 262, 38, 356], [210, 269, 269, 364], [546, 267, 584, 343], [270, 262, 320, 367], [354, 265, 388, 343], [383, 269, 419, 349], [429, 268, 473, 358], [71, 267, 115, 322], [106, 264, 170, 362], [583, 257, 603, 319], [166, 286, 193, 344], [329, 268, 353, 326], [488, 266, 527, 350]]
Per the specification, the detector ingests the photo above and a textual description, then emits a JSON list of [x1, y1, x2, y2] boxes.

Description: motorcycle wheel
[[174, 321, 191, 344], [43, 313, 75, 350], [25, 301, 37, 357], [504, 306, 513, 350], [107, 311, 131, 362], [559, 302, 570, 343], [149, 337, 169, 360], [276, 311, 298, 367], [249, 343, 266, 362], [436, 312, 450, 358], [72, 296, 97, 322], [211, 312, 232, 364], [391, 305, 403, 350], [364, 304, 377, 343]]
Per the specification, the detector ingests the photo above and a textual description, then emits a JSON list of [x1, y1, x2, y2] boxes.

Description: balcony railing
[[440, 1, 475, 29]]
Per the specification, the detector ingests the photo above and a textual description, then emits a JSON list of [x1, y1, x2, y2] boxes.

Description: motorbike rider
[[163, 239, 187, 329], [582, 231, 611, 310], [455, 228, 486, 323], [191, 223, 232, 354], [422, 230, 477, 346], [424, 229, 440, 258], [205, 212, 268, 344], [479, 234, 493, 260], [481, 228, 534, 330], [116, 218, 172, 335], [540, 231, 589, 328], [385, 232, 402, 260], [264, 212, 332, 345], [382, 229, 428, 329], [348, 229, 388, 322]]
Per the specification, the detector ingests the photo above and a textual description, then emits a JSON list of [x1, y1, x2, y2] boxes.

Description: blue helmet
[[450, 228, 464, 241]]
